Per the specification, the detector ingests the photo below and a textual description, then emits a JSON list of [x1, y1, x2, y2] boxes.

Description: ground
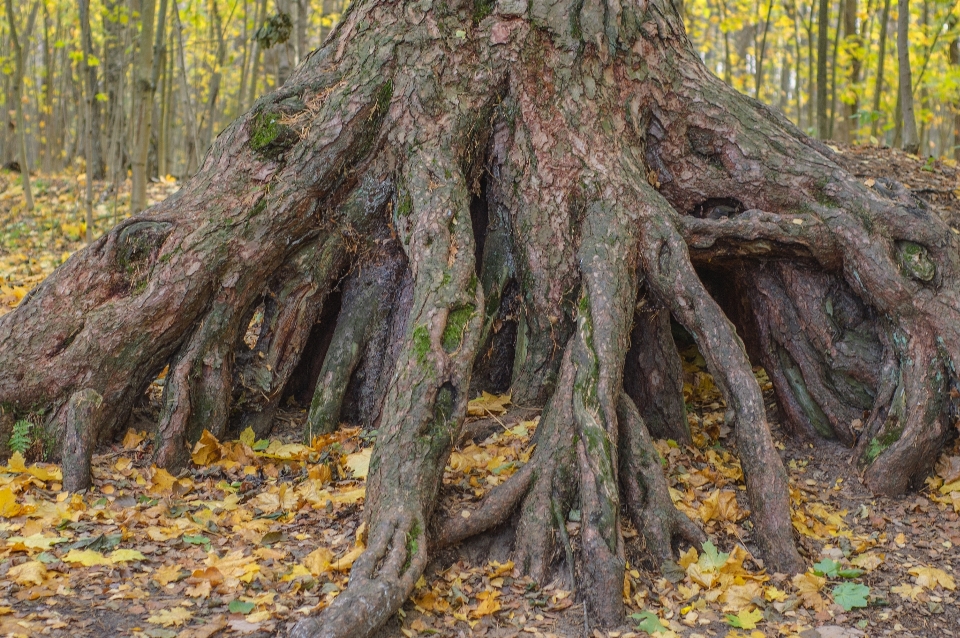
[[0, 146, 958, 638]]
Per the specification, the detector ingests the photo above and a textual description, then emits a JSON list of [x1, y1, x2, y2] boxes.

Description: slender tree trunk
[[40, 4, 53, 173], [897, 0, 920, 153], [755, 0, 775, 98], [950, 18, 960, 160], [817, 0, 830, 137], [843, 0, 861, 142], [131, 0, 164, 213], [237, 0, 252, 114], [872, 0, 892, 140], [172, 0, 200, 175], [202, 0, 228, 151], [79, 0, 96, 244], [246, 0, 268, 108], [828, 0, 844, 138], [6, 0, 39, 211]]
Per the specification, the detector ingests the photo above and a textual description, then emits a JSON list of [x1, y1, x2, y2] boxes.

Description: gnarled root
[[292, 145, 485, 637], [62, 389, 104, 492], [618, 392, 704, 563], [634, 182, 803, 574], [305, 238, 405, 439]]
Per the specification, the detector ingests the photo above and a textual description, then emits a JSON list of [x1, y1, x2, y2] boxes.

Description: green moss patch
[[442, 305, 475, 353]]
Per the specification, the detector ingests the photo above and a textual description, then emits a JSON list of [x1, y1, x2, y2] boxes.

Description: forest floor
[[0, 145, 958, 638]]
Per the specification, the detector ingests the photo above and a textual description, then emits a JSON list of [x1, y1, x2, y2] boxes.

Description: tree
[[79, 0, 96, 243], [5, 0, 39, 211], [817, 0, 830, 137], [898, 0, 920, 153], [2, 0, 959, 636]]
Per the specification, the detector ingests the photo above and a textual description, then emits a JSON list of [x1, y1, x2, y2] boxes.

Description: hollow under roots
[[2, 0, 960, 636]]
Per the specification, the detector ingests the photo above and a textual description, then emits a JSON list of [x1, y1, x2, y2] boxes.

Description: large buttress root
[[305, 238, 405, 439], [291, 145, 484, 637], [642, 55, 960, 494], [617, 392, 704, 562], [234, 238, 344, 438], [634, 182, 803, 574]]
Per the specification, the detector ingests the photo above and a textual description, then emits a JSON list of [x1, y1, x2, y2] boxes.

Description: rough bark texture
[[2, 0, 959, 635]]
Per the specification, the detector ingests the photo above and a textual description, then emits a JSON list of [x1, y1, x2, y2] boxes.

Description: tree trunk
[[6, 0, 39, 212], [79, 0, 96, 244], [872, 0, 892, 139], [2, 1, 959, 636], [842, 0, 860, 142], [817, 0, 830, 138], [897, 0, 920, 153], [950, 18, 960, 161]]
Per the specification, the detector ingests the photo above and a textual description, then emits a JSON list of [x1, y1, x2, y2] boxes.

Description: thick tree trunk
[[2, 0, 959, 636]]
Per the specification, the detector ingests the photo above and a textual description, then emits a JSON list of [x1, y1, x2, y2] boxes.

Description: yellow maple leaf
[[149, 468, 177, 494], [473, 590, 501, 617], [764, 586, 787, 602], [8, 561, 46, 586], [63, 549, 112, 567], [281, 564, 312, 581], [6, 452, 26, 474], [147, 607, 193, 627], [6, 534, 66, 551], [332, 544, 365, 572], [303, 547, 333, 576], [191, 430, 224, 466], [467, 392, 511, 416], [678, 546, 698, 569], [850, 552, 884, 571], [239, 427, 256, 447], [0, 487, 20, 518], [720, 582, 764, 612], [109, 549, 145, 563], [792, 572, 827, 611], [910, 566, 956, 591], [151, 563, 184, 586], [345, 450, 372, 479], [121, 429, 146, 449], [486, 560, 514, 577], [185, 580, 212, 598], [891, 583, 924, 600]]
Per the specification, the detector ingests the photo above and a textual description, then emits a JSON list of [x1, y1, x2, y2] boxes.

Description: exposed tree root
[[62, 389, 103, 492], [292, 143, 486, 636], [633, 183, 804, 574], [618, 392, 705, 562], [306, 239, 405, 439], [235, 238, 345, 438]]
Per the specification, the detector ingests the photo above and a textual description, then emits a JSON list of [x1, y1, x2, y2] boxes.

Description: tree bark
[[2, 1, 959, 636], [872, 0, 892, 139], [817, 0, 830, 138], [897, 0, 920, 153], [6, 0, 39, 212]]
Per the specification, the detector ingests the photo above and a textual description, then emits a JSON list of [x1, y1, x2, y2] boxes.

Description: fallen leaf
[[62, 549, 112, 566], [147, 606, 193, 627], [8, 561, 46, 586], [910, 566, 956, 591]]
